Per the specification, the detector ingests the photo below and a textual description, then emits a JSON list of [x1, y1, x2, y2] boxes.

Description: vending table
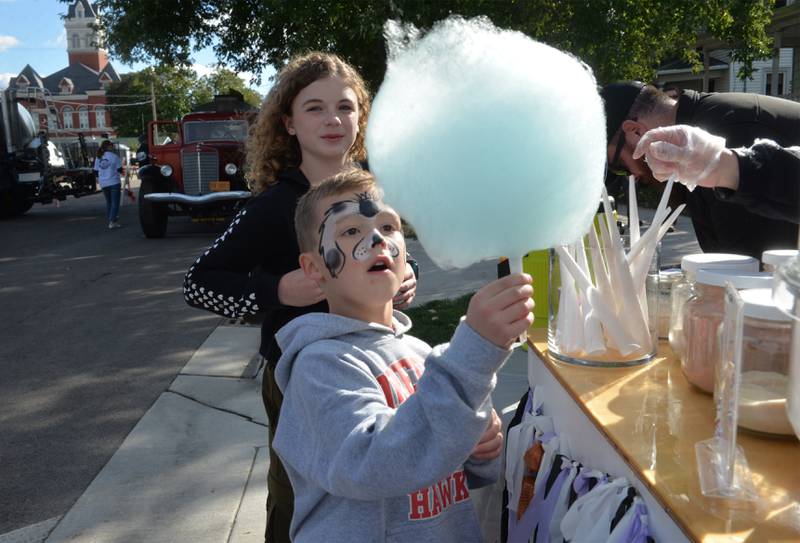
[[525, 330, 800, 541]]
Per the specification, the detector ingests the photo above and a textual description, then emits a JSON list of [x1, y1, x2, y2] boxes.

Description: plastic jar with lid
[[669, 254, 759, 359], [733, 288, 794, 437], [658, 268, 682, 340], [682, 269, 772, 393], [761, 249, 799, 273]]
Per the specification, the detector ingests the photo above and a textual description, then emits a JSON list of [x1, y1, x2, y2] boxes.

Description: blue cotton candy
[[367, 17, 606, 269]]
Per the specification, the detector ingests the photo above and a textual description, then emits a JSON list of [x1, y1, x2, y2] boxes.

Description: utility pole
[[150, 76, 159, 143]]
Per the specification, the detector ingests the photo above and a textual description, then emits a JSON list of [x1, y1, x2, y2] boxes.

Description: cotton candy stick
[[508, 255, 528, 344], [628, 175, 640, 246], [630, 204, 686, 291], [587, 288, 642, 356], [575, 239, 605, 355]]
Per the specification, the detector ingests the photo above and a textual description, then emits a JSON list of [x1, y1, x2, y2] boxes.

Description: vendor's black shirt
[[675, 90, 800, 258]]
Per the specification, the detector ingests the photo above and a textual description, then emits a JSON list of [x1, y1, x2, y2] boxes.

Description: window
[[766, 72, 785, 96], [95, 106, 106, 128], [78, 106, 89, 129], [48, 113, 57, 130], [72, 34, 80, 49], [62, 106, 73, 129]]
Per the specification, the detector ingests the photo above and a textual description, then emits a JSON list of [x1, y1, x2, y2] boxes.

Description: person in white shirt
[[93, 140, 123, 229]]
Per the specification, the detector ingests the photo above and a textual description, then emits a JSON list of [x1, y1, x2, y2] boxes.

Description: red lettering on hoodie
[[376, 357, 423, 408], [407, 470, 470, 521]]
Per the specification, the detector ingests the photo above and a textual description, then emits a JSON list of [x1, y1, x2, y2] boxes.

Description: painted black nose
[[371, 233, 384, 247]]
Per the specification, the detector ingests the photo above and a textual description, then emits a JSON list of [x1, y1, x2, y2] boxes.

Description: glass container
[[547, 235, 659, 367], [761, 249, 798, 273], [682, 270, 773, 393], [658, 268, 682, 340], [669, 254, 758, 361], [733, 288, 794, 437], [773, 255, 800, 440]]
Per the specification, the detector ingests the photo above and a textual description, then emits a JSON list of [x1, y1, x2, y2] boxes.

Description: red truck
[[138, 92, 255, 238]]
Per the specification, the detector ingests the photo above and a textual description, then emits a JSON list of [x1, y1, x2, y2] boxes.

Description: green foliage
[[404, 293, 473, 346], [90, 0, 776, 92], [107, 65, 262, 137]]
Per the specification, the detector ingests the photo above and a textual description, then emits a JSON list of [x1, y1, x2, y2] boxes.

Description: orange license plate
[[209, 181, 230, 192]]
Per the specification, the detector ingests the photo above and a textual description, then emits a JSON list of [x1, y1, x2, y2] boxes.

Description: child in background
[[93, 140, 123, 229], [274, 169, 533, 542]]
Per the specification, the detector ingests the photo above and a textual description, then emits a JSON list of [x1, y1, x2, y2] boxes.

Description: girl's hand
[[393, 262, 417, 309], [470, 409, 503, 461], [278, 268, 325, 307]]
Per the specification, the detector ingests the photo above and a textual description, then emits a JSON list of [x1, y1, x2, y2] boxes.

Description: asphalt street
[[0, 190, 225, 534]]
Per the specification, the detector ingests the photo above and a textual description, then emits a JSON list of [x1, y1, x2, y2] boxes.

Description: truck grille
[[181, 149, 219, 195]]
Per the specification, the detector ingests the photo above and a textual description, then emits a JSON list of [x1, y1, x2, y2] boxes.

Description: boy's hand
[[470, 409, 503, 461], [466, 273, 533, 349]]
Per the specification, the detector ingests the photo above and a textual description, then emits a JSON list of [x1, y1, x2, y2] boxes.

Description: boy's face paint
[[318, 192, 402, 278]]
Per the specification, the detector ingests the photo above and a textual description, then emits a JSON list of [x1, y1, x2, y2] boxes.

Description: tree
[[194, 69, 263, 109], [91, 0, 775, 91], [107, 65, 262, 137], [106, 64, 201, 137]]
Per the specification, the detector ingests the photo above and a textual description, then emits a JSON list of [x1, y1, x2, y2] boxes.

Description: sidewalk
[[9, 211, 699, 543]]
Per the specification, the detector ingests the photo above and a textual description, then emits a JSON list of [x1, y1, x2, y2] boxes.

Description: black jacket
[[722, 141, 800, 224], [675, 90, 799, 258], [184, 168, 327, 363]]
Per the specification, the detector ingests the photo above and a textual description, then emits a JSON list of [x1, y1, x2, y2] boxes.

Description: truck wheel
[[0, 193, 33, 218], [138, 179, 168, 238]]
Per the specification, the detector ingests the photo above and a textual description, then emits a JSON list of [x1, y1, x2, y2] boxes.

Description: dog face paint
[[318, 192, 401, 278]]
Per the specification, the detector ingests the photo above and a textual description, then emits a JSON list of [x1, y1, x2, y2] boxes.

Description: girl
[[93, 140, 123, 228], [183, 52, 418, 542]]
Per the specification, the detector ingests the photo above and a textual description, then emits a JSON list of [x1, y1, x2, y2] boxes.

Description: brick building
[[9, 0, 120, 143]]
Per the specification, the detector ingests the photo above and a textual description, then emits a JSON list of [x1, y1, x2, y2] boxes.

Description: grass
[[405, 292, 474, 346]]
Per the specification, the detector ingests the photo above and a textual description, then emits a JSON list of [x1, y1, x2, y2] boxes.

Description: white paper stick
[[627, 205, 670, 265], [509, 256, 528, 344], [587, 288, 641, 356], [628, 175, 640, 247]]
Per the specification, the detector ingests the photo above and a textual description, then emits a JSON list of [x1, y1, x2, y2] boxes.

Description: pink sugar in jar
[[682, 270, 773, 393]]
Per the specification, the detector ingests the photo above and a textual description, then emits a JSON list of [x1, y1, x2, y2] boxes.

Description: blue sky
[[0, 0, 274, 94]]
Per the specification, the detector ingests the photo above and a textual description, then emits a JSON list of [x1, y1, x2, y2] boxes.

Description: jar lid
[[695, 269, 773, 289], [740, 288, 791, 322], [680, 253, 758, 274], [761, 249, 798, 267]]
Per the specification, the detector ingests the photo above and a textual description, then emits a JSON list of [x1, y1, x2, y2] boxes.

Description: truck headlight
[[224, 163, 238, 176], [160, 164, 173, 177]]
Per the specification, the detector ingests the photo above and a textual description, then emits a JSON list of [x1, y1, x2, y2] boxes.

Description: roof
[[42, 61, 119, 94], [67, 0, 97, 19], [11, 64, 44, 88], [657, 55, 728, 74]]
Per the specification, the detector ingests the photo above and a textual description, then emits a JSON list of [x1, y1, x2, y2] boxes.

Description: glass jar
[[669, 253, 758, 361], [762, 249, 798, 273], [774, 255, 800, 440], [682, 270, 773, 393], [734, 288, 794, 437], [547, 234, 659, 367], [658, 268, 682, 340]]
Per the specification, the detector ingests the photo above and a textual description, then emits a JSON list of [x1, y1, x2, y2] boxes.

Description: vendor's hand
[[393, 262, 417, 309], [466, 273, 534, 349], [278, 268, 325, 307], [470, 408, 503, 461], [633, 125, 729, 188]]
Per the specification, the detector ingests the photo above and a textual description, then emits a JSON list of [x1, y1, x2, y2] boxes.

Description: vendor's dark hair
[[628, 85, 672, 120]]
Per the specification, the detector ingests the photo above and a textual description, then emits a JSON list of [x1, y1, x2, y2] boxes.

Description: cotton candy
[[367, 17, 606, 268]]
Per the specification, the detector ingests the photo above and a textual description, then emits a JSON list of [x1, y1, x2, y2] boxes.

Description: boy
[[273, 169, 533, 542]]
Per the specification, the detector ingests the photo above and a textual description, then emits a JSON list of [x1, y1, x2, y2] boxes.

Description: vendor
[[601, 81, 800, 258]]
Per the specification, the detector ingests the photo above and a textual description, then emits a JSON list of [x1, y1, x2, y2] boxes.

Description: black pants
[[263, 362, 293, 542]]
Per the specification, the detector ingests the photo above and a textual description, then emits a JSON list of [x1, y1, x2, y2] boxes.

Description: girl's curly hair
[[246, 52, 371, 193]]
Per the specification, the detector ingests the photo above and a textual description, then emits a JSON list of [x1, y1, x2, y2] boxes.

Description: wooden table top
[[528, 330, 800, 542]]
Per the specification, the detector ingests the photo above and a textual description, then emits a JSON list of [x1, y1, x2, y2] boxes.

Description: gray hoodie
[[274, 311, 510, 542]]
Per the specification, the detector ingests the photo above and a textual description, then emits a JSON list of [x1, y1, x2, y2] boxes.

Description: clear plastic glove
[[633, 125, 727, 191]]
